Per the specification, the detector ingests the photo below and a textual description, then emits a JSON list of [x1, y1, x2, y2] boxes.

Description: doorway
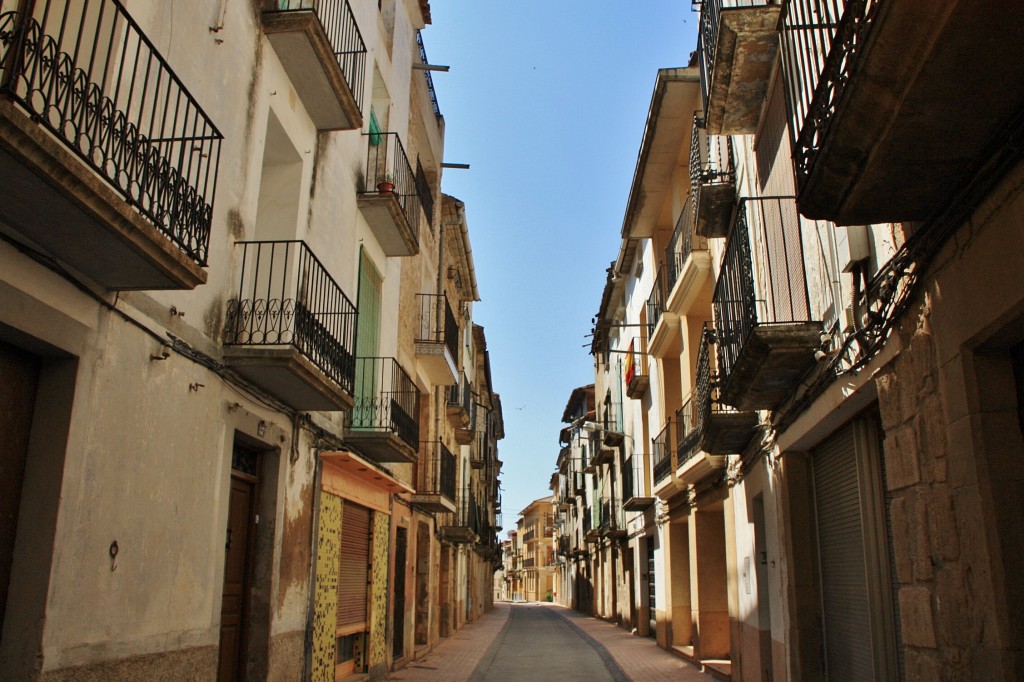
[[393, 526, 407, 661], [218, 443, 261, 681], [0, 341, 40, 638]]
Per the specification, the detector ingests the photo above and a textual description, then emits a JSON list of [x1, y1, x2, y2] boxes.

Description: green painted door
[[353, 251, 382, 428]]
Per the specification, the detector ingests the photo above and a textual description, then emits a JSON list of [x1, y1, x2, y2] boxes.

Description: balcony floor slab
[[224, 345, 353, 411], [262, 10, 362, 131], [0, 100, 206, 290], [720, 322, 822, 411]]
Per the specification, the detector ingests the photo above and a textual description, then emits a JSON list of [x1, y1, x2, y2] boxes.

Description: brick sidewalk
[[388, 603, 512, 681], [388, 602, 711, 681], [548, 604, 710, 681]]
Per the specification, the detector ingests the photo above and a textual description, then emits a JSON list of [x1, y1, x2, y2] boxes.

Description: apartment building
[[0, 1, 502, 680], [551, 385, 594, 613], [514, 497, 554, 603], [557, 2, 1024, 680]]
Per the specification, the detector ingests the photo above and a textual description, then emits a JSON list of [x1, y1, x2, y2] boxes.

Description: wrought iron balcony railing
[[415, 29, 440, 119], [361, 131, 420, 234], [600, 498, 626, 536], [624, 336, 650, 399], [523, 529, 536, 543], [0, 0, 222, 265], [348, 356, 420, 447], [415, 293, 458, 360], [448, 371, 472, 415], [448, 488, 479, 533], [664, 197, 708, 291], [780, 0, 871, 193], [690, 113, 735, 190], [267, 0, 366, 113], [676, 397, 701, 467], [599, 396, 623, 438], [652, 422, 673, 485], [225, 240, 357, 393], [713, 196, 814, 387], [417, 440, 456, 501], [689, 112, 736, 237], [646, 265, 667, 340]]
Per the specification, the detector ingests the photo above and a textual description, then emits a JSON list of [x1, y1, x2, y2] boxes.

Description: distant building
[[515, 497, 555, 602]]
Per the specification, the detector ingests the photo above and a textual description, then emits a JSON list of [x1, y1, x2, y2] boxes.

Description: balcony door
[[353, 250, 382, 429]]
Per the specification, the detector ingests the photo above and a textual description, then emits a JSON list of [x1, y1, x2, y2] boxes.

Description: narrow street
[[389, 603, 711, 682]]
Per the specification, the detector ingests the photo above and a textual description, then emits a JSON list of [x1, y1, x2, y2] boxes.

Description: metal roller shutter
[[813, 422, 873, 682], [337, 502, 371, 630]]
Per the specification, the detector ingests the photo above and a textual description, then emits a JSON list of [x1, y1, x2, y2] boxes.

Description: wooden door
[[218, 447, 259, 681], [0, 341, 40, 635]]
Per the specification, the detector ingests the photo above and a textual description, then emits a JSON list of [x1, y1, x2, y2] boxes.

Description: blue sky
[[424, 3, 699, 529]]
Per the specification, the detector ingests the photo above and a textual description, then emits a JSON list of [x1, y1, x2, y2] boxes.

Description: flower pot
[[376, 181, 395, 194]]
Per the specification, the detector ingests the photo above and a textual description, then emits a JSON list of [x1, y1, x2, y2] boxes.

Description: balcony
[[447, 371, 472, 430], [410, 441, 456, 513], [346, 357, 420, 463], [696, 328, 758, 456], [713, 197, 823, 411], [690, 113, 735, 238], [600, 499, 627, 540], [224, 241, 356, 410], [599, 399, 624, 447], [651, 422, 675, 488], [697, 0, 782, 135], [357, 132, 420, 256], [261, 0, 365, 131], [472, 418, 494, 468], [646, 265, 679, 358], [442, 490, 479, 543], [781, 1, 1024, 224], [624, 337, 650, 399], [0, 0, 221, 290], [414, 293, 458, 385], [663, 198, 712, 317], [591, 446, 615, 467], [622, 454, 655, 511]]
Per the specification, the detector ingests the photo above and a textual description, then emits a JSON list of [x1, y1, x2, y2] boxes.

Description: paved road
[[389, 602, 710, 682], [470, 603, 628, 681]]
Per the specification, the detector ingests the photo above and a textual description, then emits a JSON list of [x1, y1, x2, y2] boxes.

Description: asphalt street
[[469, 604, 629, 682]]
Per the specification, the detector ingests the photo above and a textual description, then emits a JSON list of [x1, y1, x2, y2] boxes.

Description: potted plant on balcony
[[376, 173, 396, 195]]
